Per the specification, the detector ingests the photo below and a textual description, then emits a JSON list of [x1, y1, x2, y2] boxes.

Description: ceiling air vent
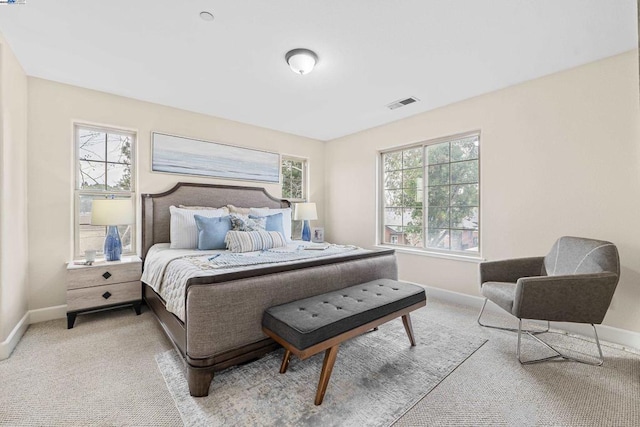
[[386, 96, 420, 110]]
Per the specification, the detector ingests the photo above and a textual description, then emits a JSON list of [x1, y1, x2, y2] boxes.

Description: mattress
[[142, 242, 368, 321]]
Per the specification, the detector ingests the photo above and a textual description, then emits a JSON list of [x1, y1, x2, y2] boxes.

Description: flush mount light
[[199, 11, 214, 21], [285, 48, 318, 75]]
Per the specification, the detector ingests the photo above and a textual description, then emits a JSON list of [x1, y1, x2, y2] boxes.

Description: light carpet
[[156, 308, 487, 427], [0, 308, 182, 426], [2, 298, 638, 426], [394, 305, 640, 426]]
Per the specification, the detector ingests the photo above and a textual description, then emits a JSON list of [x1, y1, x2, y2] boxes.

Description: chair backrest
[[543, 236, 620, 277]]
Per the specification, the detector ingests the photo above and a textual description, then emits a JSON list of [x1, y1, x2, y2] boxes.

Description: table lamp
[[294, 202, 317, 242], [91, 198, 134, 261]]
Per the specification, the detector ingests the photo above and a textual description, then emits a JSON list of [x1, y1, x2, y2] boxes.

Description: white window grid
[[73, 124, 136, 259], [379, 131, 480, 256]]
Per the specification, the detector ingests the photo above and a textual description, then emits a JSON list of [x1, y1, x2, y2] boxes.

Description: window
[[281, 156, 308, 239], [380, 132, 479, 255], [281, 156, 307, 201], [74, 124, 136, 258]]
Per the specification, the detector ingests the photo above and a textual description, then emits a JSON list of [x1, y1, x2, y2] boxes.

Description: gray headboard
[[141, 182, 290, 259]]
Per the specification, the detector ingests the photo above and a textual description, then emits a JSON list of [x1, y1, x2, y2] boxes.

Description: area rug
[[155, 309, 487, 427]]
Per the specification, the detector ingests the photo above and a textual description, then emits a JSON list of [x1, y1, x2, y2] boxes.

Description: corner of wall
[[0, 311, 28, 360], [0, 30, 30, 346]]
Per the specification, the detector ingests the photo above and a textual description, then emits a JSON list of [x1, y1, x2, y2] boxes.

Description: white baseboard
[[0, 305, 67, 361], [4, 287, 640, 359], [29, 305, 67, 324], [410, 282, 640, 352], [0, 311, 29, 360]]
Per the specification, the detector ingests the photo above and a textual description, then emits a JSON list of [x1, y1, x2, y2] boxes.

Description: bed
[[141, 182, 397, 396]]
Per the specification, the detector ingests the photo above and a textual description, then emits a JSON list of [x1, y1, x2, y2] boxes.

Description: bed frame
[[141, 182, 397, 396]]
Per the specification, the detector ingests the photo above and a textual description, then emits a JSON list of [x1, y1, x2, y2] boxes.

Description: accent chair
[[477, 236, 620, 365]]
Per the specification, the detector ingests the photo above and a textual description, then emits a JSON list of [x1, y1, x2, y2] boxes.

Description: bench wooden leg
[[280, 349, 292, 374], [402, 314, 417, 346], [315, 345, 340, 405]]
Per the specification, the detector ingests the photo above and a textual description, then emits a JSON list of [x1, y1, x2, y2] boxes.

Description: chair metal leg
[[517, 320, 604, 366], [477, 298, 549, 335]]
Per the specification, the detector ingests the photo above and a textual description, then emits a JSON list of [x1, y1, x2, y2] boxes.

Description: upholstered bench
[[262, 279, 427, 405]]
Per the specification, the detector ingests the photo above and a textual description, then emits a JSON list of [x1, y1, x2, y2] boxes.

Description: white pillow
[[249, 207, 293, 242], [227, 204, 268, 215], [170, 205, 228, 249]]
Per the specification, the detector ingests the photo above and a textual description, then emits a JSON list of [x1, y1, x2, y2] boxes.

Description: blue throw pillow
[[194, 215, 232, 250], [249, 213, 285, 238]]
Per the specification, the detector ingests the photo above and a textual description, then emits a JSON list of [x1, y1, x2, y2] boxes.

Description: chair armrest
[[479, 257, 545, 285], [513, 272, 619, 323]]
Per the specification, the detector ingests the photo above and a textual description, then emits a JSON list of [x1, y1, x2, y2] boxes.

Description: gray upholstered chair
[[477, 236, 620, 365]]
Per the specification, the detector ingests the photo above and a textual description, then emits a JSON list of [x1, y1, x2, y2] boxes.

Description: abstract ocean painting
[[152, 133, 280, 183]]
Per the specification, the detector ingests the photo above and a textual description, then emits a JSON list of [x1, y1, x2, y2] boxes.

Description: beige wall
[[18, 48, 640, 336], [325, 50, 640, 333], [27, 78, 324, 311], [0, 34, 29, 342]]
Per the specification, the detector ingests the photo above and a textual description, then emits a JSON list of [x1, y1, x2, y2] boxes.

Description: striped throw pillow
[[224, 230, 287, 253]]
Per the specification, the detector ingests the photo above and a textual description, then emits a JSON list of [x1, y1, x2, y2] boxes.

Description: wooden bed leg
[[402, 314, 417, 346], [315, 345, 339, 406], [280, 349, 292, 374], [187, 366, 215, 397]]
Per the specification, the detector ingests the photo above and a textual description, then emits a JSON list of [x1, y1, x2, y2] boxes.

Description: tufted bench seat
[[262, 279, 426, 405]]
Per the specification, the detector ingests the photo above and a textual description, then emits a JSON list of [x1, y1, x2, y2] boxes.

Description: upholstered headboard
[[141, 182, 290, 259]]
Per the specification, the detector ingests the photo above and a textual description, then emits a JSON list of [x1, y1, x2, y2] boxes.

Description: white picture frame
[[311, 227, 325, 243]]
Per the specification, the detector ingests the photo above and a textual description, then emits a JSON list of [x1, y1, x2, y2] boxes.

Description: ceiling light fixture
[[199, 11, 214, 21], [285, 48, 318, 75]]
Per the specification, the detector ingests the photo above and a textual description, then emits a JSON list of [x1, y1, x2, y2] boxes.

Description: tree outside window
[[282, 156, 307, 239], [281, 157, 306, 201], [74, 125, 136, 258], [381, 133, 479, 254]]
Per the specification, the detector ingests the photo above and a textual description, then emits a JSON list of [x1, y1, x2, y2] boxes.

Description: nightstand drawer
[[67, 281, 141, 311], [67, 262, 141, 290]]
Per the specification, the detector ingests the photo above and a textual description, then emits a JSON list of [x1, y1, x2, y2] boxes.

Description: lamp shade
[[294, 202, 318, 221], [91, 199, 134, 226]]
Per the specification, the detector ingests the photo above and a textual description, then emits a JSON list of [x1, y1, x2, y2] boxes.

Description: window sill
[[375, 244, 484, 263]]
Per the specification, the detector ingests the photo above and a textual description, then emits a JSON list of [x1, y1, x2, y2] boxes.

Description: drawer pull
[[102, 291, 112, 299], [102, 272, 112, 280]]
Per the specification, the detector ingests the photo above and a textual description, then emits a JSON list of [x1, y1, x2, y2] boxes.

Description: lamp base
[[104, 226, 122, 261], [301, 220, 311, 242]]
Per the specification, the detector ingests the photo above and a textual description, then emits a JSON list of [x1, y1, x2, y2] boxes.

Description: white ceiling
[[0, 1, 636, 141]]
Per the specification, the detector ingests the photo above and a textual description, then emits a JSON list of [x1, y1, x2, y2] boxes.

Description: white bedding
[[142, 242, 368, 321]]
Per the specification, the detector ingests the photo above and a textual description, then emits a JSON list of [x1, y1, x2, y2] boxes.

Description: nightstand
[[66, 256, 142, 329]]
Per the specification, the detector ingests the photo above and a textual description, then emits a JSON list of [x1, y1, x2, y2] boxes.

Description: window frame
[[281, 155, 309, 240], [73, 123, 137, 259], [378, 130, 481, 257], [281, 155, 308, 202]]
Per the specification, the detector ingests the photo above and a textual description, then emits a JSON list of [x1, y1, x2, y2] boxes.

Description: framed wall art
[[151, 132, 280, 183]]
